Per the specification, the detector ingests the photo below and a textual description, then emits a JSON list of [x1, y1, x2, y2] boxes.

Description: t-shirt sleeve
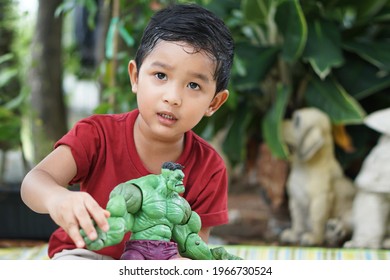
[[54, 118, 101, 185], [192, 167, 229, 228]]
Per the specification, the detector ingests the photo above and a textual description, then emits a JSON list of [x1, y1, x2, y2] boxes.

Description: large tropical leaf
[[351, 0, 389, 19], [262, 83, 291, 159], [302, 20, 344, 80], [275, 0, 307, 62], [343, 40, 390, 71], [305, 76, 366, 124], [222, 102, 253, 165], [241, 0, 272, 23], [232, 43, 279, 90], [334, 54, 390, 100]]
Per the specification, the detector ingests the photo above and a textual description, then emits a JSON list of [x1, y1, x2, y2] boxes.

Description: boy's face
[[128, 41, 228, 142]]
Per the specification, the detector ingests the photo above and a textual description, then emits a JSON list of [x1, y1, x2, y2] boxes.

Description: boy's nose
[[162, 86, 182, 106]]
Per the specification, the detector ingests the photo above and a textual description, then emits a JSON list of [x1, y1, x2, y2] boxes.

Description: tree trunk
[[28, 0, 67, 164]]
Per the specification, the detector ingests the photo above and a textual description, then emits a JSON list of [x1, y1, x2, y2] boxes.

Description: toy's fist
[[210, 247, 243, 260], [80, 217, 127, 250], [80, 224, 107, 251]]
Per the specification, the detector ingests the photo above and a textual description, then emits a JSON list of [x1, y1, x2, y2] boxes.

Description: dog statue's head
[[283, 107, 332, 162]]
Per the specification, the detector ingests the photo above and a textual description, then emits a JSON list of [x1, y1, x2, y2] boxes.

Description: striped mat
[[1, 244, 390, 260], [224, 245, 390, 260]]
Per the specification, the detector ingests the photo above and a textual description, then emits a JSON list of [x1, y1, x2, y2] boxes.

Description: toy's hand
[[80, 217, 127, 251], [80, 224, 106, 251], [80, 196, 133, 251], [210, 247, 243, 260]]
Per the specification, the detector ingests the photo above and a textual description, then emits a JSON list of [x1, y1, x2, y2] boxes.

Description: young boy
[[21, 3, 234, 260]]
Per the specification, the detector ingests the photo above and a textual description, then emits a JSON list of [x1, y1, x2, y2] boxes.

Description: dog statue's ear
[[282, 120, 295, 146], [298, 126, 324, 161]]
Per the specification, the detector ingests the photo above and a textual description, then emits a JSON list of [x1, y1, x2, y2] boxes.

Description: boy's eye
[[155, 73, 167, 80], [188, 82, 200, 90]]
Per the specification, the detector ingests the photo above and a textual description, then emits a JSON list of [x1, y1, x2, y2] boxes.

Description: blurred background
[[0, 0, 389, 248]]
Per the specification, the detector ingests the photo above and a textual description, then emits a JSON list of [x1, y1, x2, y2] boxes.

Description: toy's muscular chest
[[142, 192, 187, 225]]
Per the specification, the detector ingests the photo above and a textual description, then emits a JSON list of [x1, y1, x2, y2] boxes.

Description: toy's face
[[163, 169, 185, 194]]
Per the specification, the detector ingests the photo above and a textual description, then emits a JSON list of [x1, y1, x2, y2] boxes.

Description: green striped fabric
[[1, 244, 389, 260]]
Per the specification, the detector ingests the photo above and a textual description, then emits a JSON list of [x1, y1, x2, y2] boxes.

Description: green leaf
[[0, 68, 18, 88], [262, 83, 291, 159], [105, 17, 119, 59], [305, 76, 366, 124], [0, 107, 21, 148], [222, 103, 253, 165], [343, 40, 390, 71], [275, 0, 307, 62], [334, 55, 390, 100], [241, 0, 271, 23], [303, 20, 344, 80], [232, 43, 279, 90], [352, 0, 388, 19], [119, 24, 135, 47], [0, 53, 13, 65]]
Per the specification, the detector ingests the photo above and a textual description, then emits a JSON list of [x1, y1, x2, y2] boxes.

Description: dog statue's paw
[[343, 240, 353, 248], [325, 218, 348, 247], [343, 238, 381, 249], [280, 228, 300, 244], [300, 232, 322, 246]]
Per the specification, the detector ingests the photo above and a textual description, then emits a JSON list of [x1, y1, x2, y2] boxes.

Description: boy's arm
[[20, 145, 110, 248], [198, 227, 211, 243]]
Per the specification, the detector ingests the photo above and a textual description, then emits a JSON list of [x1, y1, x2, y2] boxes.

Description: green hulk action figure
[[81, 162, 242, 260]]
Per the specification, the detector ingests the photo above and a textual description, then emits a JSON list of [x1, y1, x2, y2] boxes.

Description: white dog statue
[[280, 107, 356, 246], [344, 108, 390, 249]]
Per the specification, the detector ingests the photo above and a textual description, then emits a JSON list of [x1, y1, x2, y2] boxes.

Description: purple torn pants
[[120, 240, 179, 260]]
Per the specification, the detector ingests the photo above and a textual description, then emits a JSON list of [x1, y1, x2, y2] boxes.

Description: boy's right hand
[[47, 190, 110, 248]]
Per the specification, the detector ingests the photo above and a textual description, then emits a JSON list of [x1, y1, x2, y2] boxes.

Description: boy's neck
[[134, 116, 184, 174]]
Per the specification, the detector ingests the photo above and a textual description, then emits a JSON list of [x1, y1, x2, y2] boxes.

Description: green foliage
[[199, 0, 389, 165], [0, 107, 20, 150], [0, 0, 25, 151], [64, 0, 390, 168]]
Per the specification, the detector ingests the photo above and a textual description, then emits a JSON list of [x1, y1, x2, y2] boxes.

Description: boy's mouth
[[158, 112, 177, 121]]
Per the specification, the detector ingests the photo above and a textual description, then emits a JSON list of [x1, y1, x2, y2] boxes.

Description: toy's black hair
[[134, 3, 234, 93], [162, 162, 184, 171]]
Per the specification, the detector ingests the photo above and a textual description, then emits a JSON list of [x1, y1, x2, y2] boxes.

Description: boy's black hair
[[134, 3, 234, 93]]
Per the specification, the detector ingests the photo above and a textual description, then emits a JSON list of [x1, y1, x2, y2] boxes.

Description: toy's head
[[161, 162, 185, 194]]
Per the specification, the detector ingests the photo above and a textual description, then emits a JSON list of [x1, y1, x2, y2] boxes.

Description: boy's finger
[[67, 222, 85, 248], [85, 200, 110, 232]]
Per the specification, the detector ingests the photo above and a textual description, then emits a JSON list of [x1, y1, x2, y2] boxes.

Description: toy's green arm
[[109, 181, 142, 214], [81, 182, 142, 250], [172, 212, 242, 260]]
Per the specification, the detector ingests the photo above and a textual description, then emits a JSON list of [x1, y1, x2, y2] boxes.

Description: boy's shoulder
[[187, 131, 225, 163], [84, 111, 135, 123], [75, 110, 138, 129]]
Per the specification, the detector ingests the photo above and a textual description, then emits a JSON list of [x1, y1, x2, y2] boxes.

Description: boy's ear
[[205, 89, 229, 117], [128, 60, 138, 93]]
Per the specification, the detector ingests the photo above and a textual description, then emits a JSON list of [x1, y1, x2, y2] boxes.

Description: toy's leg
[[120, 249, 146, 260]]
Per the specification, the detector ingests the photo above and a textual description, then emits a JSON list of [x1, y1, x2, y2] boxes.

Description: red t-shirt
[[48, 109, 229, 259]]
